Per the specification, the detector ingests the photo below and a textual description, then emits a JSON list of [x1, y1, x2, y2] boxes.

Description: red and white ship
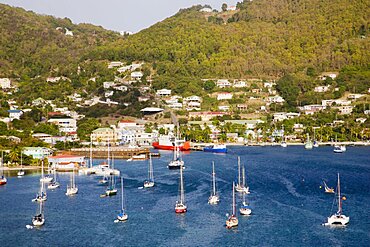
[[152, 135, 190, 151]]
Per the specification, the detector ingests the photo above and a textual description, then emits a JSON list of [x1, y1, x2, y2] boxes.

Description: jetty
[[68, 147, 154, 159]]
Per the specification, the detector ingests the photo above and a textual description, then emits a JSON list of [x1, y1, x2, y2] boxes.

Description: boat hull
[[226, 216, 238, 228], [239, 207, 252, 215], [208, 195, 220, 204], [106, 189, 118, 196], [175, 204, 187, 213], [143, 181, 154, 188], [325, 214, 349, 226], [66, 187, 78, 195], [0, 179, 7, 185], [152, 141, 190, 151], [32, 218, 45, 226]]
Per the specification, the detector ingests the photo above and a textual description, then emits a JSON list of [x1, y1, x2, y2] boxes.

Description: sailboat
[[0, 151, 7, 185], [32, 180, 47, 202], [105, 153, 117, 196], [144, 154, 154, 188], [17, 152, 25, 177], [40, 159, 53, 183], [66, 168, 78, 196], [313, 128, 319, 148], [168, 141, 185, 169], [323, 173, 349, 226], [175, 163, 187, 213], [322, 180, 335, 194], [208, 161, 219, 204], [239, 190, 252, 215], [304, 133, 313, 149], [115, 177, 128, 222], [47, 168, 60, 189], [281, 125, 287, 147], [333, 135, 346, 153], [32, 198, 45, 227], [235, 157, 249, 193], [226, 182, 238, 229]]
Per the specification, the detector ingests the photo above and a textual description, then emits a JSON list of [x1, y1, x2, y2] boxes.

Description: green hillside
[[89, 0, 369, 80], [0, 3, 121, 78]]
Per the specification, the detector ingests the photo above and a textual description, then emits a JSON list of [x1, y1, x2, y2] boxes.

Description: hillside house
[[216, 79, 231, 88], [23, 147, 53, 159], [189, 111, 229, 121], [217, 92, 233, 100], [0, 78, 11, 89], [233, 80, 248, 88], [321, 99, 351, 106], [91, 127, 118, 146], [108, 61, 123, 69], [348, 94, 365, 100], [156, 89, 171, 97], [335, 106, 353, 115], [8, 109, 23, 121], [131, 71, 143, 80], [298, 105, 326, 115], [267, 96, 285, 103], [48, 118, 77, 134], [314, 85, 330, 93], [319, 72, 338, 80], [218, 105, 230, 111]]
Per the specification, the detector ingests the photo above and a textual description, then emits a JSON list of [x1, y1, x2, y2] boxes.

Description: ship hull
[[152, 142, 190, 151]]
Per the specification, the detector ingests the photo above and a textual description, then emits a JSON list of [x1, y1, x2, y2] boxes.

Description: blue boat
[[203, 144, 227, 153]]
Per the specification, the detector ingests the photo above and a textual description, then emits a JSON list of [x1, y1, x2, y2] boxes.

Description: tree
[[203, 80, 216, 91], [221, 3, 228, 12]]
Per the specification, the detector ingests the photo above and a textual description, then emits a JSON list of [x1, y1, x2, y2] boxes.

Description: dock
[[68, 147, 155, 159]]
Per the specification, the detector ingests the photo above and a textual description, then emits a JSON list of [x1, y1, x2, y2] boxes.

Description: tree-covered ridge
[[0, 3, 121, 78], [90, 0, 369, 79]]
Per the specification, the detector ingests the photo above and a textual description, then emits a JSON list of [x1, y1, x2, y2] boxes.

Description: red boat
[[0, 176, 7, 186], [152, 135, 190, 151]]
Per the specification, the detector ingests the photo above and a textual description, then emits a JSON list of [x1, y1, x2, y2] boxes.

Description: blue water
[[0, 146, 369, 246]]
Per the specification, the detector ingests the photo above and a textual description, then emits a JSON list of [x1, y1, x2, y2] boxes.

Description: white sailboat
[[47, 168, 60, 189], [208, 161, 219, 204], [32, 179, 47, 202], [66, 168, 78, 196], [281, 125, 287, 147], [333, 136, 346, 153], [323, 173, 349, 226], [105, 153, 117, 196], [115, 177, 128, 222], [0, 151, 6, 185], [32, 198, 45, 227], [175, 163, 187, 213], [144, 154, 154, 188], [168, 141, 184, 169], [40, 159, 53, 183], [226, 182, 238, 228], [239, 190, 252, 215], [304, 133, 313, 149], [235, 157, 249, 193], [17, 152, 25, 177], [313, 128, 319, 148]]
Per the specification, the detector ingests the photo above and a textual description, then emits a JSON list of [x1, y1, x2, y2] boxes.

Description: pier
[[68, 147, 153, 159]]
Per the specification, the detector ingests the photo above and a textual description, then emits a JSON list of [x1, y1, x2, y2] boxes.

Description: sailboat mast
[[41, 159, 44, 178], [149, 154, 153, 181], [232, 182, 236, 215], [212, 162, 216, 196], [338, 173, 341, 214], [238, 157, 241, 186], [107, 138, 110, 168], [90, 134, 93, 168], [242, 165, 245, 187], [180, 164, 184, 203], [121, 177, 124, 211]]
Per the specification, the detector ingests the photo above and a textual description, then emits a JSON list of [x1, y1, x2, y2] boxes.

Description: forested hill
[[89, 0, 369, 78], [0, 4, 121, 78]]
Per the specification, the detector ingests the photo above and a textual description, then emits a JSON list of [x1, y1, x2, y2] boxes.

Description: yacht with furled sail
[[17, 152, 25, 177], [32, 180, 47, 202], [144, 154, 154, 188], [115, 177, 128, 222], [47, 168, 60, 189], [0, 151, 7, 185], [239, 190, 252, 215], [280, 125, 287, 148], [313, 128, 319, 148], [66, 168, 78, 196], [168, 141, 185, 170], [105, 153, 117, 196], [208, 161, 219, 204], [304, 133, 313, 149], [175, 163, 187, 213], [40, 159, 53, 183], [32, 198, 45, 227], [323, 173, 349, 226], [226, 182, 238, 229], [235, 157, 249, 194]]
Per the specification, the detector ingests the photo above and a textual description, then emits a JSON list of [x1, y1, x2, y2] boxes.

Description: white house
[[298, 105, 326, 115], [233, 80, 248, 88], [348, 94, 365, 100], [217, 92, 233, 100], [199, 7, 213, 12], [156, 89, 171, 97], [8, 109, 23, 121], [0, 78, 11, 89], [216, 79, 231, 88], [263, 81, 276, 88], [118, 120, 137, 129], [168, 103, 183, 109], [319, 72, 338, 80], [65, 28, 73, 36], [335, 106, 353, 115], [108, 61, 123, 69], [131, 71, 143, 80], [268, 96, 285, 103], [105, 91, 114, 98], [103, 81, 115, 89], [23, 147, 53, 159], [48, 118, 77, 134], [322, 99, 351, 106], [113, 85, 128, 92], [218, 105, 230, 111], [314, 85, 330, 93]]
